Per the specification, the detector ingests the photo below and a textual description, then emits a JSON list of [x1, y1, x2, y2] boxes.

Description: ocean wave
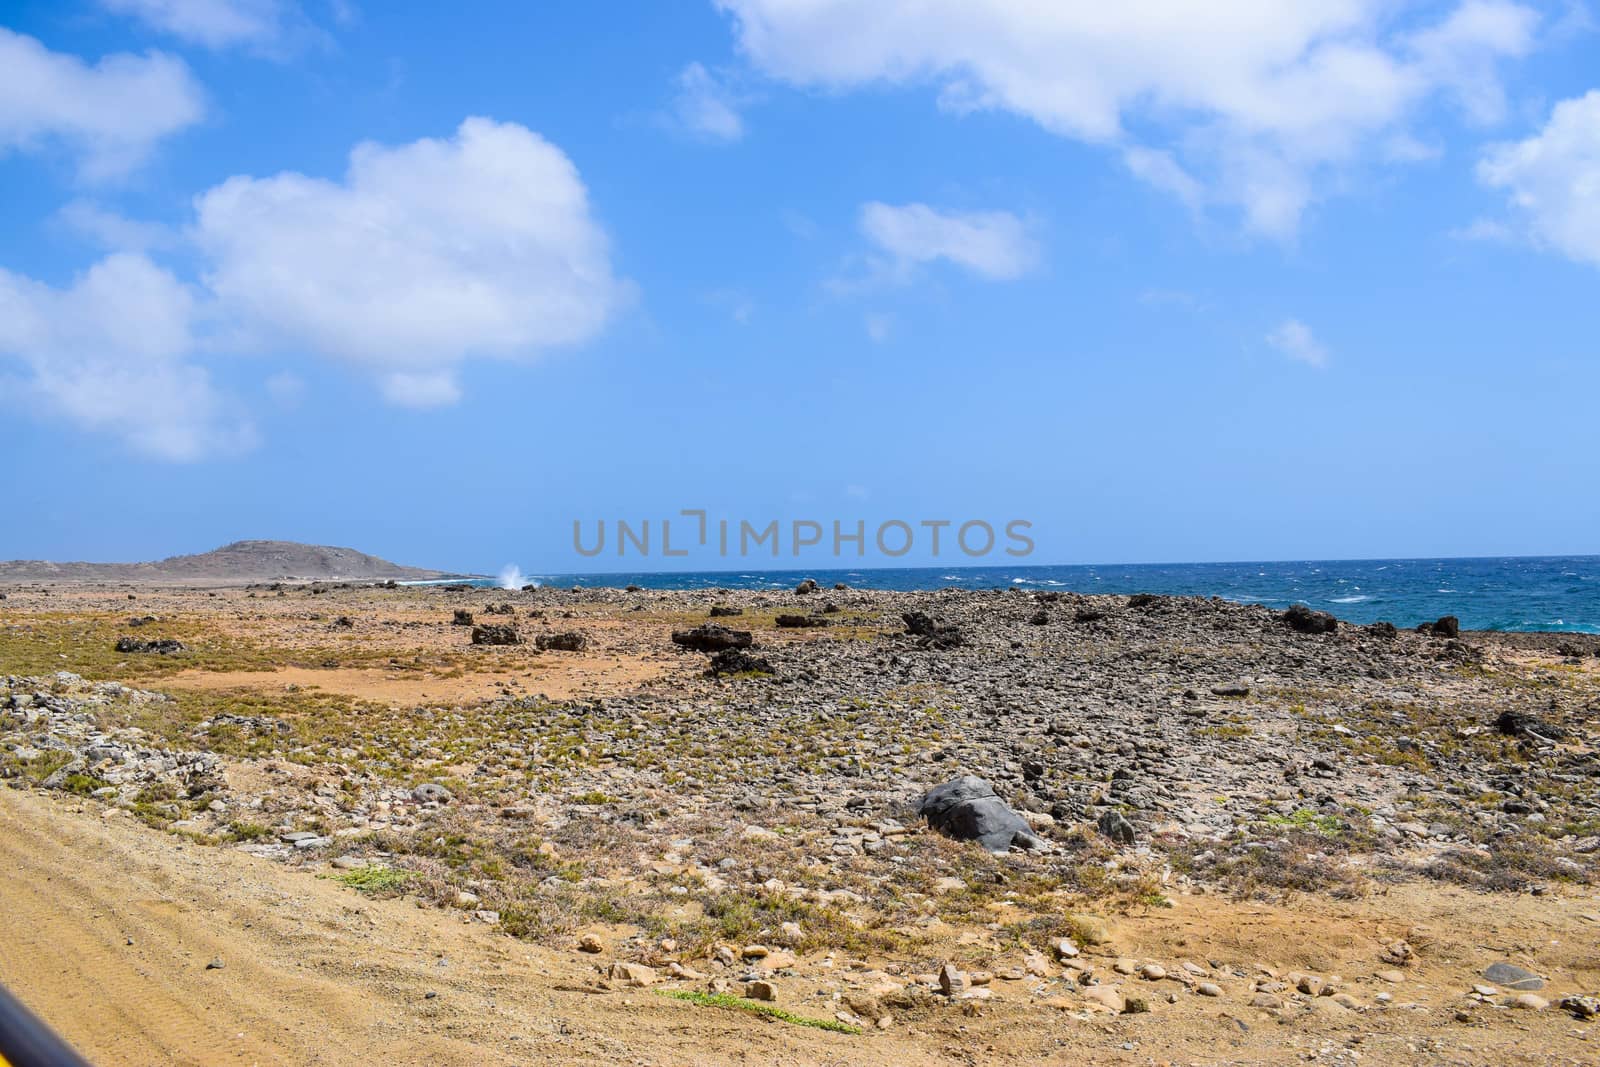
[[1330, 595, 1370, 604]]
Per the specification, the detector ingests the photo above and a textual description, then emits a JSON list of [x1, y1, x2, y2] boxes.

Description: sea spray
[[497, 565, 532, 590]]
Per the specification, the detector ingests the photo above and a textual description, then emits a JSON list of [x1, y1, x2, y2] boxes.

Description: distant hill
[[0, 540, 469, 585]]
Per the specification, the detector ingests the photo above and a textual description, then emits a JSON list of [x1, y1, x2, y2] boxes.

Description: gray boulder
[[918, 776, 1047, 853]]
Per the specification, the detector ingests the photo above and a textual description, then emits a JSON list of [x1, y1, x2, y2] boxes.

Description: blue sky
[[2, 0, 1597, 574]]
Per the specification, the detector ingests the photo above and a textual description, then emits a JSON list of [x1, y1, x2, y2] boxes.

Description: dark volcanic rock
[[114, 636, 185, 655], [902, 611, 964, 649], [1432, 615, 1461, 639], [452, 609, 475, 627], [1282, 604, 1338, 634], [1127, 593, 1159, 609], [470, 624, 521, 646], [535, 631, 587, 652], [918, 776, 1047, 853], [1073, 608, 1106, 624], [775, 614, 828, 629], [708, 605, 744, 618], [1368, 621, 1398, 638], [1495, 709, 1566, 742], [795, 578, 819, 595], [671, 624, 754, 652], [707, 648, 774, 676]]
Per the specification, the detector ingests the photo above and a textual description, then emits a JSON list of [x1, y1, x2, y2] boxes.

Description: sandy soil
[[3, 785, 1598, 1066]]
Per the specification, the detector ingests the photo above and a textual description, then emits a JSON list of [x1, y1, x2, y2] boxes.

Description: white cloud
[[0, 253, 254, 460], [0, 28, 204, 180], [1266, 318, 1330, 368], [379, 370, 461, 408], [3, 117, 625, 459], [1478, 90, 1600, 265], [859, 201, 1037, 280], [59, 199, 178, 251], [100, 0, 298, 50], [1450, 216, 1515, 243], [192, 116, 628, 397], [671, 62, 745, 141], [716, 0, 1540, 237]]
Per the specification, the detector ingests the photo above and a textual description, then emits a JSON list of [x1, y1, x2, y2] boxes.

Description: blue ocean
[[438, 556, 1600, 634]]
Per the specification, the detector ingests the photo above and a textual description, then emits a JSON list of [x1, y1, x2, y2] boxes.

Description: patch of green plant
[[333, 865, 414, 894], [224, 820, 272, 841], [655, 990, 860, 1034], [1262, 809, 1342, 835]]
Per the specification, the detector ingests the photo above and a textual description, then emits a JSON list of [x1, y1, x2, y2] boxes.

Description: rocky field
[[3, 579, 1600, 1064]]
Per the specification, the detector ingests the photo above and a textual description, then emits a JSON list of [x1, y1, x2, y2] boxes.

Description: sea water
[[430, 555, 1600, 633]]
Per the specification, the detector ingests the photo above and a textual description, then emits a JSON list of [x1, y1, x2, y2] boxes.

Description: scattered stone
[[113, 637, 185, 655], [901, 611, 964, 649], [1510, 993, 1548, 1011], [744, 980, 777, 1001], [670, 624, 753, 652], [1197, 982, 1222, 997], [1097, 809, 1136, 845], [937, 963, 969, 996], [578, 934, 604, 954], [1210, 684, 1250, 697], [1082, 985, 1125, 1013], [1432, 615, 1461, 639], [1483, 962, 1543, 991], [774, 614, 828, 629], [412, 783, 453, 804], [470, 624, 521, 646], [794, 579, 818, 595], [919, 776, 1048, 853], [1282, 604, 1337, 635], [609, 962, 658, 987], [451, 609, 474, 626], [1559, 995, 1600, 1019], [535, 631, 586, 652], [206, 958, 225, 970], [707, 648, 774, 676], [1494, 710, 1565, 742]]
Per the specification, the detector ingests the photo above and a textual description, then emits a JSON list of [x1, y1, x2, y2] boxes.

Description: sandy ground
[[4, 785, 1599, 1066]]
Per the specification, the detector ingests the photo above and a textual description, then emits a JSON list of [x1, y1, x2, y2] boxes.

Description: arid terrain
[[3, 576, 1600, 1065]]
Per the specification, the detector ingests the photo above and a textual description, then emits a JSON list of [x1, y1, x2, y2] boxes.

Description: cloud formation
[[716, 0, 1539, 237], [859, 201, 1037, 280], [1479, 90, 1600, 266], [0, 253, 254, 460], [1, 118, 626, 457], [1266, 318, 1330, 368], [100, 0, 300, 50], [0, 28, 204, 180], [671, 62, 745, 141], [192, 117, 627, 407]]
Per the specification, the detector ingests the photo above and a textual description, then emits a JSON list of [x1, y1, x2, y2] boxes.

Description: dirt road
[[0, 788, 872, 1066]]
